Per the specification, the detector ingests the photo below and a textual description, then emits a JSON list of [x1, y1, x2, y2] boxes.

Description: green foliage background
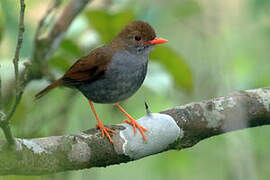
[[0, 0, 270, 179]]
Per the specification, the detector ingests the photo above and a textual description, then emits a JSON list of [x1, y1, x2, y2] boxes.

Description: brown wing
[[62, 46, 112, 86]]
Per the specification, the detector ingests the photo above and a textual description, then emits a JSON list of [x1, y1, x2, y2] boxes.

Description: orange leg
[[115, 104, 147, 140], [88, 100, 115, 143]]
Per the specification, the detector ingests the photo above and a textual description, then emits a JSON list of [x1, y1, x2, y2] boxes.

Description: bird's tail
[[35, 78, 63, 99]]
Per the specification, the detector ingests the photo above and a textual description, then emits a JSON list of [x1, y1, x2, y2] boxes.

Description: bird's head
[[112, 20, 167, 55]]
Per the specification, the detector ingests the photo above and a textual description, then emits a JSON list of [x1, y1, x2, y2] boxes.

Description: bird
[[35, 20, 167, 143]]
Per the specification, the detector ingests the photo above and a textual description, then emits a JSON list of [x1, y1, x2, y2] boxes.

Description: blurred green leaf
[[150, 46, 193, 92], [49, 56, 71, 72], [60, 39, 82, 56], [86, 10, 134, 43]]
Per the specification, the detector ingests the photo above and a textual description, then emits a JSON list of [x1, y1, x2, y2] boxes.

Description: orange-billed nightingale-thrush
[[35, 20, 168, 143]]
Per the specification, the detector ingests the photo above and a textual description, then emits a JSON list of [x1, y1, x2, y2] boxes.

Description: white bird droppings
[[119, 113, 181, 159]]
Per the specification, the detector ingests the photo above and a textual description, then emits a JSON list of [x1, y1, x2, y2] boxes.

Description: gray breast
[[77, 50, 148, 104]]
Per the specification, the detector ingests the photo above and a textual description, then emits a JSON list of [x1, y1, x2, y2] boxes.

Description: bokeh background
[[0, 0, 270, 179]]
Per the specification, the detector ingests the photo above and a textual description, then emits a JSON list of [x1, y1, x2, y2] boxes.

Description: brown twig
[[5, 62, 30, 121], [12, 0, 25, 95], [0, 0, 26, 145], [34, 0, 62, 43]]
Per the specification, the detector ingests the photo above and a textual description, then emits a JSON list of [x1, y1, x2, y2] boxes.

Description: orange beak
[[144, 37, 168, 45]]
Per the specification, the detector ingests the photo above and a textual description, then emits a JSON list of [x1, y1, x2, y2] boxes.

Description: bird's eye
[[134, 35, 142, 41]]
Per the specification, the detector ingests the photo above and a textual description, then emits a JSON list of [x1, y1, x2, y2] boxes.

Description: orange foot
[[124, 118, 148, 140], [96, 122, 115, 143], [116, 104, 148, 141]]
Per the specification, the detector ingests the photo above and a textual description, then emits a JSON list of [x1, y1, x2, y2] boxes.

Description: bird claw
[[96, 123, 115, 143], [123, 118, 147, 140], [116, 104, 148, 141]]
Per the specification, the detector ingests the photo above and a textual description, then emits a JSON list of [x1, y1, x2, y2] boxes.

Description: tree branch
[[0, 87, 270, 175], [0, 0, 26, 145]]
